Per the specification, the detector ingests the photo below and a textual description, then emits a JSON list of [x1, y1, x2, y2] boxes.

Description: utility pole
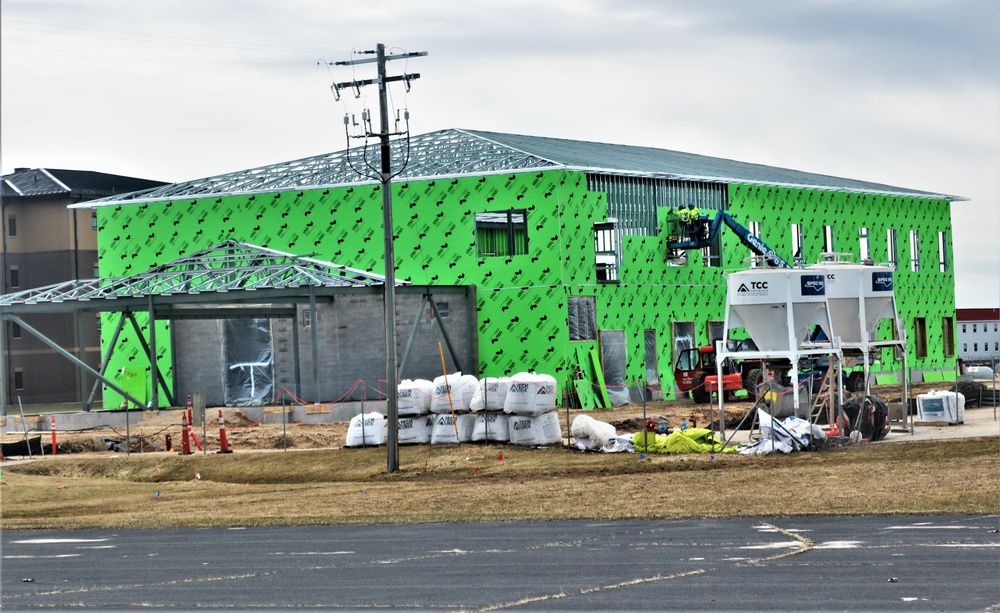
[[332, 44, 427, 474]]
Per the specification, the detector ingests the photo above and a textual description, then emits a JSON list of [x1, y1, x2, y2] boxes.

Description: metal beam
[[86, 312, 127, 411], [5, 314, 146, 410]]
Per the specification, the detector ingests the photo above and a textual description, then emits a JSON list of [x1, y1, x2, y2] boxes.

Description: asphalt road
[[2, 515, 998, 611]]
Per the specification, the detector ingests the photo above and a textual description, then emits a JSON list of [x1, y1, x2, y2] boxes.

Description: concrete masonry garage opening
[[0, 241, 476, 414]]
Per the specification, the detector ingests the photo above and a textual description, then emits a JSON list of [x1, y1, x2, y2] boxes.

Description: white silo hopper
[[726, 268, 830, 353], [809, 261, 895, 346]]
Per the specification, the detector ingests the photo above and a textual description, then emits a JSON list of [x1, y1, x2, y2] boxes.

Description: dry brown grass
[[2, 436, 997, 530]]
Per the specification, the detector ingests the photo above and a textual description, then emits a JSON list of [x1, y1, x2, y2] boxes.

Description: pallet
[[914, 421, 964, 427]]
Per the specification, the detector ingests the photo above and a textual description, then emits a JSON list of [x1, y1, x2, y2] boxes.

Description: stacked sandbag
[[430, 413, 460, 444], [471, 412, 510, 442], [456, 413, 478, 443], [503, 372, 558, 416], [571, 414, 617, 451], [430, 373, 479, 414], [469, 377, 509, 412], [397, 414, 433, 445], [345, 412, 387, 447], [398, 379, 434, 416], [508, 410, 563, 446]]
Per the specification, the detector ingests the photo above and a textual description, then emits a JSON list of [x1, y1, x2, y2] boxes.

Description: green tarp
[[632, 428, 736, 454]]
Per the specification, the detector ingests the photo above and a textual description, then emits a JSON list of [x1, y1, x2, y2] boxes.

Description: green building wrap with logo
[[86, 129, 962, 409]]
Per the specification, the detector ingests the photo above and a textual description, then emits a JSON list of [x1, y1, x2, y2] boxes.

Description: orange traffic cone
[[217, 410, 232, 454], [179, 413, 192, 455]]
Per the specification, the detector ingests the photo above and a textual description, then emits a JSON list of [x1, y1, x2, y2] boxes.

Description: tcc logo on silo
[[737, 281, 769, 295], [872, 271, 894, 292], [800, 275, 826, 296]]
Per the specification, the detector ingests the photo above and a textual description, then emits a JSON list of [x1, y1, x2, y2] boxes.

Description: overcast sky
[[2, 0, 997, 307]]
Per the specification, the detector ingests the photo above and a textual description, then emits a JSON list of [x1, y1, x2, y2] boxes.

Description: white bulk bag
[[456, 413, 478, 442], [469, 377, 509, 412], [398, 379, 433, 416], [503, 372, 558, 416], [471, 412, 510, 442], [430, 413, 460, 444], [509, 410, 563, 446], [430, 373, 479, 414], [345, 412, 387, 447], [571, 414, 617, 451], [397, 415, 433, 444]]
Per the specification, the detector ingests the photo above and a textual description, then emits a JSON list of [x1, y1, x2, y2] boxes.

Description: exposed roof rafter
[[0, 240, 399, 307]]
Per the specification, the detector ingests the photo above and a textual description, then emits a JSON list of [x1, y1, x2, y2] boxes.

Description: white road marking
[[4, 554, 81, 559], [814, 540, 864, 549], [739, 541, 801, 550], [12, 538, 108, 544]]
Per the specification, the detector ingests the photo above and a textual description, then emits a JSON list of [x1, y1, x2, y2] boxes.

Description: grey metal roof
[[76, 128, 962, 206], [0, 240, 397, 308], [1, 168, 167, 200]]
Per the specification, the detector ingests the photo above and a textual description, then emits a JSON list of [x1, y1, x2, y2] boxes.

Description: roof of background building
[[957, 308, 1000, 321], [1, 168, 168, 201], [74, 128, 964, 206]]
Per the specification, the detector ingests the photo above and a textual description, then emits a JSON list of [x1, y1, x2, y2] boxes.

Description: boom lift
[[667, 210, 791, 269]]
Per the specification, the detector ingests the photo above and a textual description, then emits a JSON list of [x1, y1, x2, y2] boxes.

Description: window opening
[[14, 368, 23, 391], [748, 221, 762, 267], [914, 317, 927, 359], [11, 321, 22, 339], [430, 302, 449, 318], [937, 231, 948, 272], [91, 210, 98, 230], [643, 329, 659, 389], [7, 216, 16, 238], [475, 209, 528, 257], [567, 296, 597, 341], [791, 223, 804, 265], [859, 227, 870, 262], [594, 222, 618, 283], [9, 267, 19, 288], [823, 225, 835, 254], [942, 317, 954, 357], [671, 321, 696, 369], [909, 230, 920, 272], [886, 228, 898, 269]]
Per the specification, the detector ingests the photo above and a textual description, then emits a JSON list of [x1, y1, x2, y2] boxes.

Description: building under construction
[[2, 129, 963, 410]]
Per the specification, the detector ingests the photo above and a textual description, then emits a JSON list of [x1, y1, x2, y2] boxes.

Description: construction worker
[[671, 207, 689, 239], [686, 203, 700, 239]]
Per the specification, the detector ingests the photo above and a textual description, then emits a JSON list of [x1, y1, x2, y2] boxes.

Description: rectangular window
[[567, 296, 597, 341], [475, 209, 528, 258], [91, 210, 98, 230], [962, 324, 967, 333], [11, 321, 22, 339], [909, 230, 920, 272], [995, 342, 998, 352], [937, 231, 948, 272], [963, 343, 967, 353], [823, 225, 835, 254], [430, 302, 449, 318], [859, 227, 870, 262], [974, 343, 978, 352], [7, 216, 16, 238], [914, 317, 927, 359], [886, 229, 898, 269], [13, 368, 23, 391], [942, 317, 954, 357], [301, 309, 312, 328], [92, 263, 100, 278], [973, 323, 977, 333], [791, 223, 804, 265], [594, 222, 618, 283], [9, 266, 19, 288]]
